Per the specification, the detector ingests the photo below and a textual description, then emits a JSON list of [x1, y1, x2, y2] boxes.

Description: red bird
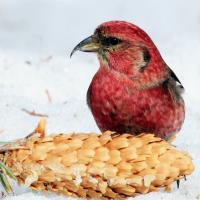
[[71, 21, 185, 140]]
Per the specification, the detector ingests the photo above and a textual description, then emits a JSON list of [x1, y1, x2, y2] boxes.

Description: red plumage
[[72, 21, 185, 140]]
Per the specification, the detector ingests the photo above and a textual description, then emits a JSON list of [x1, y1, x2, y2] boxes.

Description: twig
[[25, 60, 31, 65], [63, 100, 68, 104], [45, 89, 52, 103], [41, 55, 53, 63], [21, 108, 48, 118]]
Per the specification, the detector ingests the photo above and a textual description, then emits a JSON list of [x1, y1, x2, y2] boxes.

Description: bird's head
[[71, 21, 167, 80]]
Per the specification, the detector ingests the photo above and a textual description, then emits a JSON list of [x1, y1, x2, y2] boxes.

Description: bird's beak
[[70, 35, 100, 57]]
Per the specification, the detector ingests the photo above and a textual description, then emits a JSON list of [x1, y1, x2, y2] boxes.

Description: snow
[[0, 0, 200, 199]]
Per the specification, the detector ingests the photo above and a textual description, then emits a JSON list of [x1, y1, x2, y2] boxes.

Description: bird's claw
[[176, 179, 180, 189]]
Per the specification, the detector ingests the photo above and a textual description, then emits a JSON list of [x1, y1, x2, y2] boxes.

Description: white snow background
[[0, 0, 200, 199]]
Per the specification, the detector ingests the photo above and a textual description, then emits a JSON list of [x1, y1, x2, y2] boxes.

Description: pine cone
[[0, 119, 194, 199]]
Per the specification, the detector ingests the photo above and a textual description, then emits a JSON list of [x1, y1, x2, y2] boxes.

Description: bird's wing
[[86, 84, 92, 110], [169, 69, 184, 89], [164, 67, 184, 103]]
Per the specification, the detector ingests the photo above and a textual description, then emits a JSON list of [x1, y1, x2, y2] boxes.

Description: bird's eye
[[101, 37, 122, 46]]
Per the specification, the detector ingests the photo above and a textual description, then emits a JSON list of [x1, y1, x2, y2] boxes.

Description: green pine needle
[[0, 161, 16, 193], [0, 173, 12, 193], [0, 141, 14, 145], [0, 162, 16, 180]]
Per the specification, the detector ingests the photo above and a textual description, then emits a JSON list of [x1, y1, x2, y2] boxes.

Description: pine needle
[[0, 162, 16, 180], [0, 161, 16, 193], [0, 141, 14, 145]]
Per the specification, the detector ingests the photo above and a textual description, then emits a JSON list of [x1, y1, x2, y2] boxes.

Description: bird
[[70, 21, 185, 140]]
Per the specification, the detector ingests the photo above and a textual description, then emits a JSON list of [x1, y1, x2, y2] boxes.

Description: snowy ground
[[0, 0, 200, 199]]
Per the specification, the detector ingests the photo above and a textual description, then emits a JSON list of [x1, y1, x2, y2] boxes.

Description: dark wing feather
[[86, 84, 92, 110], [170, 69, 184, 89], [165, 68, 184, 103]]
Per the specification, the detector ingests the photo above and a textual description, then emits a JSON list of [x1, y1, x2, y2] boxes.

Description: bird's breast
[[87, 69, 185, 137]]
